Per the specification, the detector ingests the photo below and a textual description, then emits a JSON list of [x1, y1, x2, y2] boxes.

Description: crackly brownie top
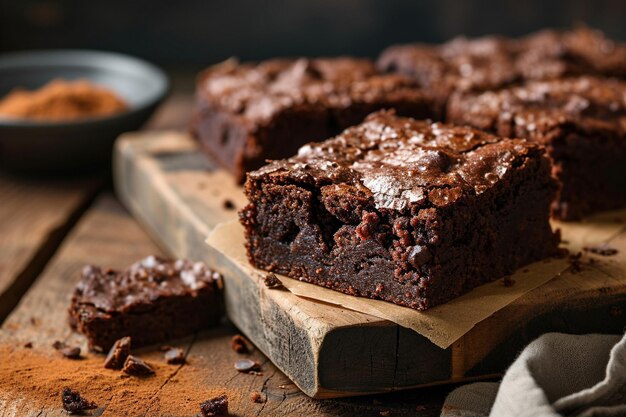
[[377, 27, 626, 94], [197, 57, 430, 122], [72, 256, 223, 313], [449, 76, 626, 137], [250, 111, 539, 211]]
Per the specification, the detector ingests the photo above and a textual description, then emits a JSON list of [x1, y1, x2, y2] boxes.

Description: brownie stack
[[240, 111, 559, 310], [191, 57, 439, 183], [379, 27, 626, 220], [189, 27, 626, 310], [447, 76, 626, 219]]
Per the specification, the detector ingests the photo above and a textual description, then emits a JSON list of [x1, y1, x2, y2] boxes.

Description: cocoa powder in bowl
[[0, 79, 128, 121]]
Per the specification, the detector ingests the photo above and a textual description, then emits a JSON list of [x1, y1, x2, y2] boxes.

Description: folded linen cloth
[[441, 333, 626, 417]]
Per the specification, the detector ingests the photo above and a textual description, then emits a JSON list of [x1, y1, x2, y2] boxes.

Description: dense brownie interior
[[69, 256, 224, 351], [447, 76, 626, 219], [241, 111, 559, 310], [191, 57, 439, 182]]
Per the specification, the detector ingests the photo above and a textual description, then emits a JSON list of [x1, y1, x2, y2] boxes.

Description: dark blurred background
[[2, 0, 626, 89]]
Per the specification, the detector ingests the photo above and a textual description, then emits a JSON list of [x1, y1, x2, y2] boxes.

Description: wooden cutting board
[[114, 131, 626, 399]]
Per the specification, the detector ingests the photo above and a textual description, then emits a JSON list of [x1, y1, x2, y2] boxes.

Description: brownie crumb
[[263, 273, 284, 289], [380, 411, 391, 417], [251, 391, 266, 403], [53, 341, 81, 359], [611, 306, 622, 317], [61, 387, 97, 414], [122, 355, 154, 377], [569, 252, 583, 273], [583, 244, 618, 256], [200, 394, 228, 416], [24, 342, 33, 348], [104, 336, 131, 370], [163, 347, 186, 365], [230, 335, 250, 354], [502, 276, 516, 287], [234, 358, 261, 373], [222, 199, 236, 210]]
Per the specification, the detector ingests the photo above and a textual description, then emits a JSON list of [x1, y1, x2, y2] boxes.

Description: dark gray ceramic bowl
[[0, 50, 169, 174]]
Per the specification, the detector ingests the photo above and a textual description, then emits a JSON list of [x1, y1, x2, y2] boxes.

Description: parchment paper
[[206, 211, 625, 349]]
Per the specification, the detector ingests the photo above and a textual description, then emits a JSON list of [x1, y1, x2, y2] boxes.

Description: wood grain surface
[[0, 175, 100, 322], [114, 131, 626, 399], [0, 195, 449, 417]]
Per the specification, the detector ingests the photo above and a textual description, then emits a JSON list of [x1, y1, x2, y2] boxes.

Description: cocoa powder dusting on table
[[0, 344, 236, 417]]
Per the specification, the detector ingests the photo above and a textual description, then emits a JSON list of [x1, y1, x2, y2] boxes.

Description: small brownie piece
[[61, 388, 97, 414], [191, 57, 439, 183], [240, 111, 559, 310], [447, 76, 626, 220], [378, 27, 626, 103], [104, 336, 131, 369], [69, 256, 224, 351]]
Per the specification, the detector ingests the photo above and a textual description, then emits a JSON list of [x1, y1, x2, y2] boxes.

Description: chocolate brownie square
[[191, 57, 439, 183], [69, 256, 223, 351], [377, 27, 626, 104], [240, 111, 559, 310], [447, 76, 626, 220]]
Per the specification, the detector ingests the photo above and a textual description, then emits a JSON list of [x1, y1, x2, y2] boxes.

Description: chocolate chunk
[[53, 341, 81, 359], [200, 394, 228, 416], [104, 336, 131, 370], [61, 387, 97, 414], [24, 342, 33, 349], [222, 199, 236, 210], [583, 244, 618, 256], [230, 334, 250, 354], [502, 276, 516, 287], [122, 355, 154, 377], [263, 273, 284, 289], [234, 359, 261, 373], [407, 245, 432, 268], [164, 347, 186, 365], [251, 391, 265, 403]]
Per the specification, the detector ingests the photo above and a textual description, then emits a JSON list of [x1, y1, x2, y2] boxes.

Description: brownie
[[69, 256, 224, 351], [447, 76, 626, 220], [191, 57, 440, 183], [240, 111, 559, 310], [377, 27, 626, 104]]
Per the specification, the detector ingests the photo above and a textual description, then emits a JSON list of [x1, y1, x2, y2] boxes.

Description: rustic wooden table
[[0, 95, 454, 417]]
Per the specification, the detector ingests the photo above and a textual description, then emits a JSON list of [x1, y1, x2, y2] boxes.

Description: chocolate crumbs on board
[[568, 252, 583, 273], [502, 276, 516, 287], [583, 244, 619, 256], [200, 394, 228, 416], [222, 199, 236, 210], [61, 387, 97, 414], [230, 335, 249, 354], [263, 272, 284, 289]]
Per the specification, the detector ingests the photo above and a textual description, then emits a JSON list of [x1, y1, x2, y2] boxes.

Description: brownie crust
[[69, 256, 224, 351], [377, 27, 626, 104], [240, 111, 559, 310], [191, 57, 440, 183], [447, 76, 626, 220]]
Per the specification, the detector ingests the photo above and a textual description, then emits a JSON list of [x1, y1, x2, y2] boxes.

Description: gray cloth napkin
[[441, 333, 626, 417]]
